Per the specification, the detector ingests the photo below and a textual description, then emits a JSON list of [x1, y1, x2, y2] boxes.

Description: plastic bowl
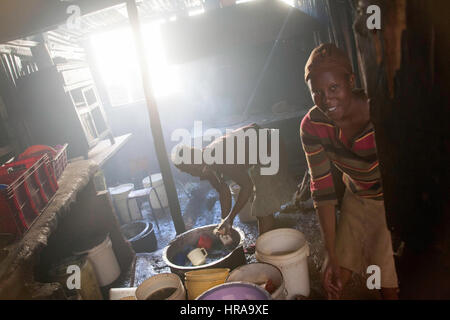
[[196, 281, 272, 300]]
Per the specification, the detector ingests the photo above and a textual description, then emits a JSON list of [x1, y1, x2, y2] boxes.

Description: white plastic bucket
[[135, 273, 186, 300], [74, 235, 121, 287], [226, 262, 287, 300], [230, 184, 256, 222], [109, 183, 141, 223], [143, 174, 168, 209], [255, 228, 310, 299]]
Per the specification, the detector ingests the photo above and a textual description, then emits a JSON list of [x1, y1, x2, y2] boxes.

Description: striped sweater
[[300, 106, 383, 208]]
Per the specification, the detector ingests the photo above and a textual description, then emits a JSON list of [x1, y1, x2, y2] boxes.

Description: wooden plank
[[55, 62, 88, 72], [1, 54, 16, 86], [5, 54, 19, 80], [60, 67, 92, 86], [55, 27, 84, 39], [47, 42, 85, 54], [45, 33, 76, 48], [0, 45, 33, 58], [50, 50, 86, 62], [7, 40, 39, 48], [0, 55, 13, 85], [86, 133, 131, 167], [76, 106, 91, 115], [63, 79, 93, 92], [0, 0, 126, 43]]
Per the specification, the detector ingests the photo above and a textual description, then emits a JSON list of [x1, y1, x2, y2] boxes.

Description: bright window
[[90, 20, 181, 107]]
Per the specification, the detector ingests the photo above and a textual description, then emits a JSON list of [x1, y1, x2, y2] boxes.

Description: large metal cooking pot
[[162, 224, 246, 281]]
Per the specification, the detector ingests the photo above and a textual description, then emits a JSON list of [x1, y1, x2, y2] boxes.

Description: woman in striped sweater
[[300, 43, 398, 299]]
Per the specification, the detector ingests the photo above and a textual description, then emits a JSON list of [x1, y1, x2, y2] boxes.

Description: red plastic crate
[[52, 144, 68, 181], [0, 155, 58, 237]]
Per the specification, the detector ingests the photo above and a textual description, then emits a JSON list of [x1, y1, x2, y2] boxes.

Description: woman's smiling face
[[307, 69, 355, 122]]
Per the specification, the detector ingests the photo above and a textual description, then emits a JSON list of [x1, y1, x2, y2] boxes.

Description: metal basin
[[162, 224, 246, 281], [120, 220, 157, 253]]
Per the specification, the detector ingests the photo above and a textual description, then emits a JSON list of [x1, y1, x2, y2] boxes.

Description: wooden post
[[125, 0, 185, 234]]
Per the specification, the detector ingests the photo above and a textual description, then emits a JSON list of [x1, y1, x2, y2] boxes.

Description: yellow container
[[185, 268, 230, 300]]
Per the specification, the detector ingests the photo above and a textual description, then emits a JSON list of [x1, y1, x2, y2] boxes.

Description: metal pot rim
[[162, 224, 245, 270], [120, 220, 152, 242]]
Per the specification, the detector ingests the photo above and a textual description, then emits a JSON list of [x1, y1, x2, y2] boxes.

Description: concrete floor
[[114, 180, 380, 300]]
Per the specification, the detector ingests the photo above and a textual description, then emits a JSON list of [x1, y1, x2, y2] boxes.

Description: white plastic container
[[230, 184, 256, 222], [255, 228, 310, 299], [135, 273, 186, 300], [142, 174, 168, 209], [109, 183, 141, 223], [74, 235, 121, 287], [226, 262, 287, 300]]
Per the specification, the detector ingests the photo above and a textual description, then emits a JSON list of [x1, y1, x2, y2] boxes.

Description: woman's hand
[[322, 257, 343, 300], [315, 205, 341, 299], [215, 216, 233, 236]]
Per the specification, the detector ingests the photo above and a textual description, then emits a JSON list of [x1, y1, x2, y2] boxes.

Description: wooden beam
[[0, 0, 125, 43], [0, 45, 33, 58], [6, 40, 38, 47], [126, 0, 186, 235], [87, 133, 132, 167]]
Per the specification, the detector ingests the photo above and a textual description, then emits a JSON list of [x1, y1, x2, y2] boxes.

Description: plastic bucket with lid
[[109, 183, 141, 223], [73, 234, 121, 287], [184, 268, 230, 300], [142, 174, 168, 209], [230, 184, 256, 222], [135, 273, 185, 300], [255, 228, 310, 299], [226, 262, 286, 300]]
